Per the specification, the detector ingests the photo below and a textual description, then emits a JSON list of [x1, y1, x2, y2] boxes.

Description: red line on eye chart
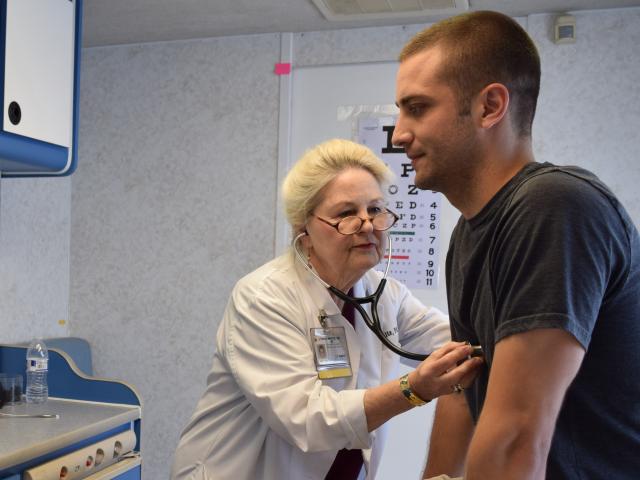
[[384, 255, 410, 260]]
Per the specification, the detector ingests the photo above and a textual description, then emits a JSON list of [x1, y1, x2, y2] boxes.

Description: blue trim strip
[[134, 418, 142, 452], [65, 0, 83, 176], [0, 131, 68, 172], [113, 465, 141, 480]]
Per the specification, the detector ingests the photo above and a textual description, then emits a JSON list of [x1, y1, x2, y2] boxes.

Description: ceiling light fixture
[[312, 0, 469, 21]]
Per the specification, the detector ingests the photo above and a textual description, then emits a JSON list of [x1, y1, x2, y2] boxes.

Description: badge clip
[[318, 309, 328, 328]]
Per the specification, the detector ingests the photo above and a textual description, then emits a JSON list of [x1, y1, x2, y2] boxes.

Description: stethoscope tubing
[[292, 231, 431, 361]]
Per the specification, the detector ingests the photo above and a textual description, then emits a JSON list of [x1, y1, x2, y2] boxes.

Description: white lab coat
[[171, 250, 450, 480]]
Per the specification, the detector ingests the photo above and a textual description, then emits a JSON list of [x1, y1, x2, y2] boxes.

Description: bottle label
[[27, 359, 48, 371]]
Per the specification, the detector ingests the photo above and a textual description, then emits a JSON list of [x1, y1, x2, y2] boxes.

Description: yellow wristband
[[399, 373, 430, 407]]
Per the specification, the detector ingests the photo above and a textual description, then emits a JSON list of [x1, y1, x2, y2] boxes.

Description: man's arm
[[423, 392, 474, 478], [464, 328, 585, 480]]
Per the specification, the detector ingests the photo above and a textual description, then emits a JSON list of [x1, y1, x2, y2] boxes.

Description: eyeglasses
[[312, 209, 399, 235]]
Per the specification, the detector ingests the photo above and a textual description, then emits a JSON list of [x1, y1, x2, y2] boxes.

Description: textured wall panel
[[531, 10, 640, 222], [72, 33, 280, 479], [294, 23, 429, 66], [0, 178, 71, 343]]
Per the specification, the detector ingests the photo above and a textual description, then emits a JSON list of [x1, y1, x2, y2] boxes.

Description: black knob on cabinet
[[8, 101, 21, 125]]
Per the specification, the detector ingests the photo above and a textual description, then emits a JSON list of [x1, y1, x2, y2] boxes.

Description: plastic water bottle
[[25, 338, 49, 404]]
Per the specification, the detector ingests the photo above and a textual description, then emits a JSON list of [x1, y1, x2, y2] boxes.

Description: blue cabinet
[[0, 345, 142, 479], [0, 0, 82, 176], [111, 464, 141, 480]]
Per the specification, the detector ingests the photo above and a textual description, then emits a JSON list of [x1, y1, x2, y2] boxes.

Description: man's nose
[[392, 117, 410, 148]]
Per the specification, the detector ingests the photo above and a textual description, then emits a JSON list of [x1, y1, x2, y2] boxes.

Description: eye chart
[[357, 115, 441, 289]]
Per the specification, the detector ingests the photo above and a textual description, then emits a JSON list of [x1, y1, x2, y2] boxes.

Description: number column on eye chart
[[358, 115, 441, 289]]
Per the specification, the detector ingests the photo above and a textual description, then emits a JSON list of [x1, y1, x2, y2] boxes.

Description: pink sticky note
[[274, 63, 291, 75]]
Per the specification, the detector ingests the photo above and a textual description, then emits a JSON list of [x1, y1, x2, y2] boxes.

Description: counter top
[[0, 398, 140, 470]]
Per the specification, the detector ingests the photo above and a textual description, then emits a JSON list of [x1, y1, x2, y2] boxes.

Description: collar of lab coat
[[289, 248, 377, 319]]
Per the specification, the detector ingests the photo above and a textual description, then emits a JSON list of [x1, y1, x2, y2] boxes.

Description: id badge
[[311, 327, 353, 379]]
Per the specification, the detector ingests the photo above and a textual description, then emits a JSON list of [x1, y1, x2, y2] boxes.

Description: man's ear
[[477, 83, 509, 130]]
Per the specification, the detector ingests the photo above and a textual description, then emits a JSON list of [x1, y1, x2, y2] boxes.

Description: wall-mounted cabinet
[[0, 0, 82, 177]]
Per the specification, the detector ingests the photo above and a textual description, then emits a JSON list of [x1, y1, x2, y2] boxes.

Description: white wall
[[531, 10, 640, 215], [0, 7, 638, 480], [0, 177, 71, 342]]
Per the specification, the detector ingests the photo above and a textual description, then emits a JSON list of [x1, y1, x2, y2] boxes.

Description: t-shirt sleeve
[[490, 172, 620, 349]]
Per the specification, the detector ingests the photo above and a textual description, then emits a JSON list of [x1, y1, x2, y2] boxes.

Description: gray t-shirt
[[446, 162, 640, 478]]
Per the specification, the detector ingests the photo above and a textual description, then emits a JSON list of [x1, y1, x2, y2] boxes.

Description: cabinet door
[[111, 465, 141, 480], [3, 0, 76, 148], [83, 459, 141, 480]]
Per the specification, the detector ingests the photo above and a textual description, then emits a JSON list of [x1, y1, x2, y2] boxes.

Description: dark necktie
[[324, 289, 363, 480], [342, 289, 356, 328], [324, 448, 363, 480]]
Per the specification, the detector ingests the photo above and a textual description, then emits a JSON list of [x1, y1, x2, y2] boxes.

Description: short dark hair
[[399, 11, 541, 137]]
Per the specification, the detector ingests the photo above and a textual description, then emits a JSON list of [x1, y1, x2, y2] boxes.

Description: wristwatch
[[399, 373, 430, 407]]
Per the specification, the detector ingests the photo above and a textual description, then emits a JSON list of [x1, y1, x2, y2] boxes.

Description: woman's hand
[[409, 342, 484, 401], [364, 342, 483, 432]]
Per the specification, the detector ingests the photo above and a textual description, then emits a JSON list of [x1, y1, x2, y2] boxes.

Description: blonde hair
[[282, 138, 393, 234]]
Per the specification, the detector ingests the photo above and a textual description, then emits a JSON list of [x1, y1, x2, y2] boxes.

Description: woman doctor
[[171, 139, 482, 480]]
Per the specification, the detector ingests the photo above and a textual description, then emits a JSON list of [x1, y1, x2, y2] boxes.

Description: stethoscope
[[293, 231, 482, 361]]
